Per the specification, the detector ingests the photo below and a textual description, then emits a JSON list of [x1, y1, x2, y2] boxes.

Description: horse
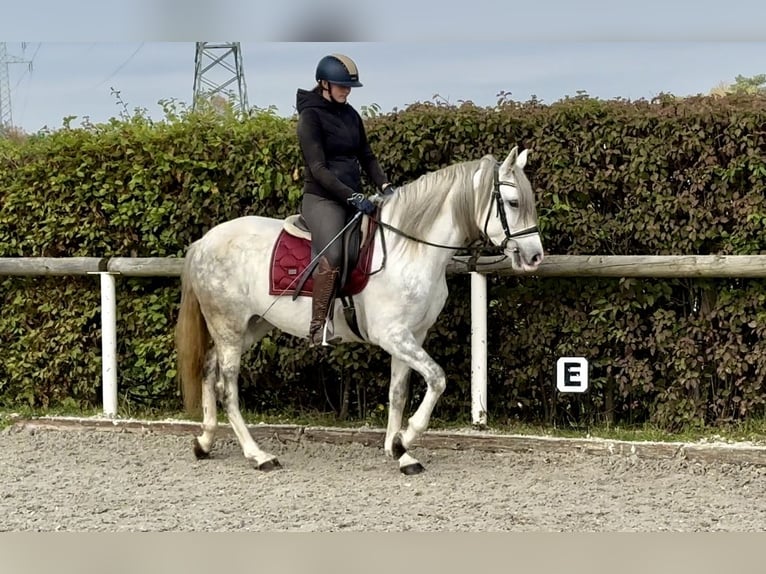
[[175, 146, 544, 474]]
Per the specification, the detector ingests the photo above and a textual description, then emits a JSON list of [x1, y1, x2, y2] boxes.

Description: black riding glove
[[348, 193, 376, 215]]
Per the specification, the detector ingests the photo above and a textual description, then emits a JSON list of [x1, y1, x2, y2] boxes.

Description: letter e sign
[[556, 357, 589, 393]]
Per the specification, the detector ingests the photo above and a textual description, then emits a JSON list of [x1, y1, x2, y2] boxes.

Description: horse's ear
[[516, 149, 529, 169], [500, 147, 519, 174]]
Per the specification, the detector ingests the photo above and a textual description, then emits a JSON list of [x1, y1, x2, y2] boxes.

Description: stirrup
[[308, 319, 340, 348], [321, 317, 341, 346]]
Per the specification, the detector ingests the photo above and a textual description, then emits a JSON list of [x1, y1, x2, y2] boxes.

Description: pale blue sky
[[5, 42, 766, 134], [3, 0, 766, 133]]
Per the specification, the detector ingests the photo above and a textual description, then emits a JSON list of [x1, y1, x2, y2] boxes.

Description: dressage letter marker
[[556, 357, 589, 393]]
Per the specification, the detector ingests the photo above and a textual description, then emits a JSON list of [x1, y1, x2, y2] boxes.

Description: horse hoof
[[400, 462, 425, 475], [192, 438, 210, 460], [257, 459, 282, 472]]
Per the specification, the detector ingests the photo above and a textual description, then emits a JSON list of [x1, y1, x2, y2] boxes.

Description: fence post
[[470, 271, 488, 427], [89, 271, 119, 417]]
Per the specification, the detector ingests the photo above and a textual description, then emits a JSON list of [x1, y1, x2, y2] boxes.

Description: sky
[[2, 1, 766, 134]]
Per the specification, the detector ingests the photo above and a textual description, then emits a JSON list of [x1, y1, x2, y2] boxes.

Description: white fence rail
[[3, 255, 766, 423]]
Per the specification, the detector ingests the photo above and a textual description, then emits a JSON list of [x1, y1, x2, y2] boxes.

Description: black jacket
[[296, 88, 388, 203]]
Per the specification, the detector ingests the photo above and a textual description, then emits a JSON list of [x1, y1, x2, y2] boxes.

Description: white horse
[[175, 146, 544, 474]]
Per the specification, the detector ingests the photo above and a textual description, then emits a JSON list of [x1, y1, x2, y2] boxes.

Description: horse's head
[[479, 147, 544, 272]]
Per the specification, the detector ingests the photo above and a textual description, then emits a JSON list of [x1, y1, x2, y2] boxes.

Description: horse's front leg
[[384, 356, 412, 458], [380, 328, 446, 475], [384, 328, 428, 458]]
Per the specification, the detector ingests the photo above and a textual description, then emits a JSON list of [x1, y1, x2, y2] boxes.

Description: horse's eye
[[508, 200, 519, 208]]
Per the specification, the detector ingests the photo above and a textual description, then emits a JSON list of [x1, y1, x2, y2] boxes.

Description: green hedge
[[1, 94, 765, 430]]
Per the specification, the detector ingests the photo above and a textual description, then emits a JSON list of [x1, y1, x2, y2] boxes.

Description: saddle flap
[[270, 215, 378, 299]]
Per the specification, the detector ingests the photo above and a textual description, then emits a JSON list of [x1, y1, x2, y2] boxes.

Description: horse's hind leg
[[193, 349, 219, 458], [380, 328, 446, 475], [193, 318, 274, 463], [217, 340, 281, 471]]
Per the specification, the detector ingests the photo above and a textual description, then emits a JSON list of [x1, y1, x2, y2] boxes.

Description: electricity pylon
[[192, 42, 248, 114], [0, 42, 33, 130]]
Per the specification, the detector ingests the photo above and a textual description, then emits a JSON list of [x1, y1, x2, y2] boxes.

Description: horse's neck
[[382, 191, 467, 269]]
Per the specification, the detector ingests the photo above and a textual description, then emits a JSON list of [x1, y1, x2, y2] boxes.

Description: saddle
[[269, 213, 377, 299]]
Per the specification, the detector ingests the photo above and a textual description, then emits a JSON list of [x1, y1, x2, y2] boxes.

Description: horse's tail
[[175, 244, 209, 417]]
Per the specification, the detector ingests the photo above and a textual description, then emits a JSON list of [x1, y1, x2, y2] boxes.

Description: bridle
[[482, 162, 540, 252], [365, 162, 540, 274]]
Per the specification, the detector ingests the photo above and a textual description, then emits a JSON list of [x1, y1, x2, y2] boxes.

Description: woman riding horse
[[296, 53, 396, 347]]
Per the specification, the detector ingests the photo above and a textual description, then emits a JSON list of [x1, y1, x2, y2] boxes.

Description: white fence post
[[470, 271, 488, 427], [89, 271, 119, 417]]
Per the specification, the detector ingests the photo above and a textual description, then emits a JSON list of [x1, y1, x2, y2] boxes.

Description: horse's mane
[[383, 154, 536, 255]]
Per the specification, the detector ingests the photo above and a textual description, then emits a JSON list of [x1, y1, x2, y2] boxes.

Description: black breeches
[[301, 193, 353, 270]]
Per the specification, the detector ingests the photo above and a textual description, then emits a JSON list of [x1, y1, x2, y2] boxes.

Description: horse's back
[[199, 215, 282, 240], [187, 215, 283, 282]]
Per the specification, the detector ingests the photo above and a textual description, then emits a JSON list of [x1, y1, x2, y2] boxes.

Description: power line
[[12, 42, 41, 90], [93, 43, 145, 89], [11, 43, 41, 129]]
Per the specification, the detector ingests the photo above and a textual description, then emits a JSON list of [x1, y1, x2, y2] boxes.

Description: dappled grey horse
[[175, 146, 544, 474]]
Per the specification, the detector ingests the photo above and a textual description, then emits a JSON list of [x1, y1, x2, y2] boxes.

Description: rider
[[296, 53, 396, 347]]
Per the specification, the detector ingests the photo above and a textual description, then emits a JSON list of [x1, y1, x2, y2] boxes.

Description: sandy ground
[[1, 425, 764, 532]]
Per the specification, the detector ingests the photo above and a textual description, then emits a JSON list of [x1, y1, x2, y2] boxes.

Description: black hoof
[[391, 434, 407, 459], [257, 459, 282, 472], [192, 438, 210, 460], [400, 462, 425, 475]]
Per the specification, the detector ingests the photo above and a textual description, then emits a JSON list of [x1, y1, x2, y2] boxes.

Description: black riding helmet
[[315, 53, 363, 87]]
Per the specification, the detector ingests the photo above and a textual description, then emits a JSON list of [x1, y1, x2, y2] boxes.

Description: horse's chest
[[396, 274, 449, 327]]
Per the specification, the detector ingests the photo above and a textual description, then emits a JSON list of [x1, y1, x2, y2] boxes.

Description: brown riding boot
[[309, 256, 341, 347]]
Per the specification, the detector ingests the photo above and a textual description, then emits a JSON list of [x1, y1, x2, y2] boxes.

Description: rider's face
[[323, 82, 351, 103]]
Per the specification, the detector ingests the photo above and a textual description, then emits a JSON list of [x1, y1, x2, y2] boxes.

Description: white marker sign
[[556, 357, 589, 393]]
